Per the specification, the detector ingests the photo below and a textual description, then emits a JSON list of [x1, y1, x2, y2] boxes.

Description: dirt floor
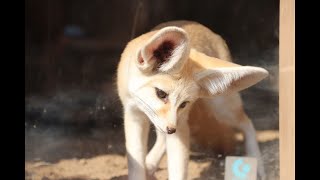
[[25, 124, 279, 180]]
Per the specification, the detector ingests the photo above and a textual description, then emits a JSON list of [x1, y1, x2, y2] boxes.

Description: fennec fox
[[116, 20, 268, 180]]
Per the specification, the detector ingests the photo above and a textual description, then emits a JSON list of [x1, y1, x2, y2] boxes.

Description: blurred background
[[25, 0, 279, 179]]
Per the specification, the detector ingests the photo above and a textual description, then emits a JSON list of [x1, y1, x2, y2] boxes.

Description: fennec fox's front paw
[[146, 173, 157, 180], [146, 162, 158, 176]]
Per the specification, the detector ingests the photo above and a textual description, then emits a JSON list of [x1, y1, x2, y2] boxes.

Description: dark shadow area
[[242, 87, 279, 130], [25, 125, 126, 163]]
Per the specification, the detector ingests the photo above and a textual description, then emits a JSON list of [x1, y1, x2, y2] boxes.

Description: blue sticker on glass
[[232, 158, 251, 179]]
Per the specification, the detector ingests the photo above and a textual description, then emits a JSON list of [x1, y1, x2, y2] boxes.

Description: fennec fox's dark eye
[[155, 87, 168, 100], [179, 101, 189, 109]]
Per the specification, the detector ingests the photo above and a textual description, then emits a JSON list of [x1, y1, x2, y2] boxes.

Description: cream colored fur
[[116, 20, 268, 180]]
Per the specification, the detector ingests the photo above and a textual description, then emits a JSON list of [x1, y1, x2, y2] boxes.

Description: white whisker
[[132, 94, 165, 133]]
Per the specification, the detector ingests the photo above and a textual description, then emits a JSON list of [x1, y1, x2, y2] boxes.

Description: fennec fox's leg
[[208, 93, 266, 180], [145, 122, 189, 180], [146, 130, 166, 175], [124, 107, 150, 180], [166, 119, 190, 180]]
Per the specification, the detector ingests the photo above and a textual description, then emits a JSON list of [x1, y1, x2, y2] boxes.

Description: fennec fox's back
[[116, 20, 268, 180]]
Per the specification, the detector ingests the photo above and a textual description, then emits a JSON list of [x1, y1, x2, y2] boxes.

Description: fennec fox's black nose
[[166, 127, 176, 134]]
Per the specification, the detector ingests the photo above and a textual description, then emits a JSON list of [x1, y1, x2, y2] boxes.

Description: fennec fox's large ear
[[190, 49, 269, 97], [137, 27, 190, 74]]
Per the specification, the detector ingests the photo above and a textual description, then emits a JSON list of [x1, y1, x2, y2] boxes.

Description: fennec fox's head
[[128, 27, 268, 134]]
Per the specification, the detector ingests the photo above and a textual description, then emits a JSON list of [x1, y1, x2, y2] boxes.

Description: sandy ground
[[25, 124, 279, 180]]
